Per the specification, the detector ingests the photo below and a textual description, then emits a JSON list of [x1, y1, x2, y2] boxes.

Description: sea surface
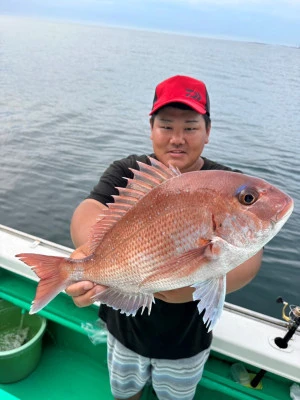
[[0, 16, 299, 319]]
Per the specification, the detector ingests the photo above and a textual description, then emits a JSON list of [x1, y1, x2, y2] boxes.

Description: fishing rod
[[250, 296, 300, 388]]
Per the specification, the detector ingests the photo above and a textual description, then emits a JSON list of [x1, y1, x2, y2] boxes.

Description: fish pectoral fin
[[192, 275, 226, 332], [91, 288, 155, 316]]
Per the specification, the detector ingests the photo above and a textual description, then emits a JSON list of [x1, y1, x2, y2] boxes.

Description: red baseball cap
[[149, 75, 210, 116]]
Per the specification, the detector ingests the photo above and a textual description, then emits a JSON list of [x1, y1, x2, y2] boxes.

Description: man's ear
[[205, 123, 211, 144], [150, 118, 154, 140]]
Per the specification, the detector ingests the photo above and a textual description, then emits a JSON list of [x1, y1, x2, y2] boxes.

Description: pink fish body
[[16, 158, 293, 330]]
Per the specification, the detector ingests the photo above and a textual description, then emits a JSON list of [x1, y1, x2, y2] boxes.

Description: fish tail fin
[[16, 253, 74, 314]]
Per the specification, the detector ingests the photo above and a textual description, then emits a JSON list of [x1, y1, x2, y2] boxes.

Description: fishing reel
[[250, 297, 299, 388], [274, 297, 300, 349]]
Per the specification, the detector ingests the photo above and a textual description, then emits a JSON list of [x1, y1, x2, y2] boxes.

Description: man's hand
[[65, 244, 108, 308]]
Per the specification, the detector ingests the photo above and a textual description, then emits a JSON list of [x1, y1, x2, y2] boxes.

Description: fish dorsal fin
[[88, 157, 180, 253]]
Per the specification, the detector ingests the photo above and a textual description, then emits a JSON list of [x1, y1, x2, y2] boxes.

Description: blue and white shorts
[[107, 332, 210, 400]]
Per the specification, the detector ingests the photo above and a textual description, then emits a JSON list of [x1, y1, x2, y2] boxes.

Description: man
[[67, 75, 263, 400]]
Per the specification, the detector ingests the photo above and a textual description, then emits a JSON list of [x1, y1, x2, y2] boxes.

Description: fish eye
[[238, 188, 259, 206]]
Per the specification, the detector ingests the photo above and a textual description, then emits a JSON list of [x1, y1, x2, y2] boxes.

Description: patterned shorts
[[107, 332, 210, 400]]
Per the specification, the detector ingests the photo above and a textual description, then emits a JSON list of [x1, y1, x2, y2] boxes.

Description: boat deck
[[0, 268, 295, 400], [0, 325, 294, 400]]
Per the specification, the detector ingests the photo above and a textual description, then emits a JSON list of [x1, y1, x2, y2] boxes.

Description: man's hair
[[150, 102, 211, 130]]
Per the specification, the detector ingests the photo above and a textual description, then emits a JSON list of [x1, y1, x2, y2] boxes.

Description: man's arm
[[66, 199, 108, 307], [70, 198, 107, 248], [226, 249, 263, 294]]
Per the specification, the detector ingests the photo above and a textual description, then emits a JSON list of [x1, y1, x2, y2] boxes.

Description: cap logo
[[185, 88, 202, 102]]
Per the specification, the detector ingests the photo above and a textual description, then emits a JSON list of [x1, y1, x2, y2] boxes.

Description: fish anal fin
[[192, 275, 226, 332], [91, 288, 155, 316]]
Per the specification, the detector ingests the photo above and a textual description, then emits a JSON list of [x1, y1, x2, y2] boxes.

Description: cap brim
[[149, 98, 207, 115]]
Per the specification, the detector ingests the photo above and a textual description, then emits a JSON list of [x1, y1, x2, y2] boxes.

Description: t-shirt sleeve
[[86, 155, 150, 206], [202, 157, 242, 173]]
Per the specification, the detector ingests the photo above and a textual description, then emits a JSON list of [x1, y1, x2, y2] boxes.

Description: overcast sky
[[1, 0, 300, 46]]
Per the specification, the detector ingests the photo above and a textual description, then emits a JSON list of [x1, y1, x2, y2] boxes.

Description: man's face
[[150, 106, 210, 173]]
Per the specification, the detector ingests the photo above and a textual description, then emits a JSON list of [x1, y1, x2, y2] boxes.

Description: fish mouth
[[273, 196, 294, 224]]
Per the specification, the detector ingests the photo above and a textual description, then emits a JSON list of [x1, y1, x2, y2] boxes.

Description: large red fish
[[16, 158, 293, 330]]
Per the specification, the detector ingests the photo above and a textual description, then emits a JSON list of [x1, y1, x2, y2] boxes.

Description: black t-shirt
[[87, 154, 241, 359]]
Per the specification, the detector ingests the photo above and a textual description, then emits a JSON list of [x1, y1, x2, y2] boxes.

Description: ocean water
[[0, 16, 299, 319]]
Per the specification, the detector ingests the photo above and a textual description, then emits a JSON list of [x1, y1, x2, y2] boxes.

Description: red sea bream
[[16, 158, 294, 331]]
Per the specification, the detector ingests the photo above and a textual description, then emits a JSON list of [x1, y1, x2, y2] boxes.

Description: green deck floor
[[1, 336, 293, 400], [1, 337, 112, 399]]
